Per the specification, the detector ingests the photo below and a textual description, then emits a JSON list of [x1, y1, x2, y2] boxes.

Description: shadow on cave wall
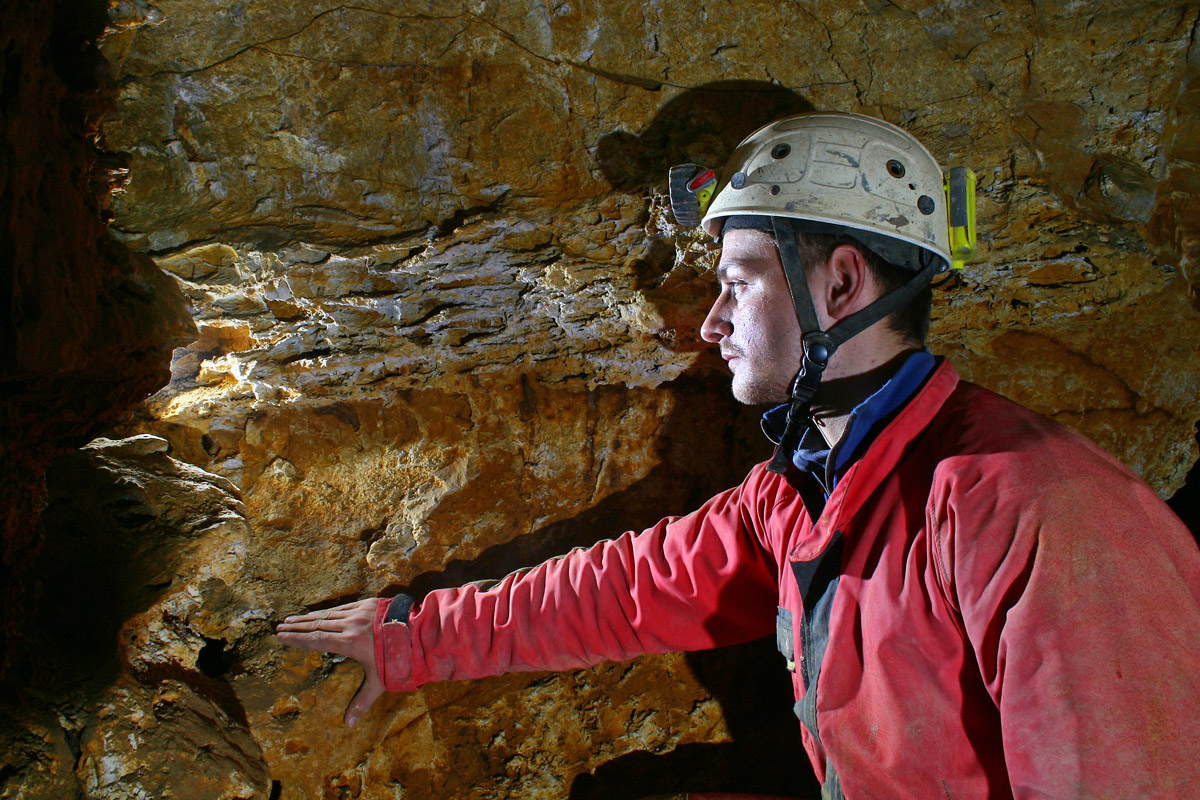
[[595, 80, 816, 192], [394, 82, 824, 799], [1168, 426, 1200, 539]]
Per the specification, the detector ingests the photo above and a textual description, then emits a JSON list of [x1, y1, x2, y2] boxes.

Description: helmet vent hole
[[731, 172, 746, 189], [886, 159, 906, 178], [769, 185, 781, 196], [908, 183, 916, 190], [918, 195, 936, 215], [771, 144, 791, 159]]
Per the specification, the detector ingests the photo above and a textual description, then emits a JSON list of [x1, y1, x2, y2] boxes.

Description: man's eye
[[718, 279, 748, 297]]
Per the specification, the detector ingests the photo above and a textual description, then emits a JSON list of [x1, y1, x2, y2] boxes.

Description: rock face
[[99, 0, 1200, 493], [5, 1, 1200, 799], [9, 435, 270, 799]]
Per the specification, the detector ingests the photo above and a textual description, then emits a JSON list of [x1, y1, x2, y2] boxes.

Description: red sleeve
[[376, 472, 781, 692], [936, 428, 1200, 798]]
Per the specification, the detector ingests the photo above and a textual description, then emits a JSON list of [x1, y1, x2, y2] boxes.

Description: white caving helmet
[[669, 112, 976, 473]]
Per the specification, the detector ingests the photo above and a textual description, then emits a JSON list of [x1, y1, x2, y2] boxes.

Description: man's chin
[[731, 378, 789, 406]]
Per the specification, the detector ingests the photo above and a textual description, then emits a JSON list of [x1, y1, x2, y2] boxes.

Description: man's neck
[[808, 348, 920, 448]]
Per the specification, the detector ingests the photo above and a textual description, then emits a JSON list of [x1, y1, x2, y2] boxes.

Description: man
[[277, 113, 1200, 798]]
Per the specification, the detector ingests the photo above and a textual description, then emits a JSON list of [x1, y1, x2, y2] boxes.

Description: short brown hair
[[793, 231, 933, 345]]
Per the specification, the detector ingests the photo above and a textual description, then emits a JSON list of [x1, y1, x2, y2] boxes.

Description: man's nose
[[700, 295, 732, 343]]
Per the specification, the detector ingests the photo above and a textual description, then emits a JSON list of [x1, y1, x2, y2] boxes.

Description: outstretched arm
[[275, 598, 384, 727], [382, 476, 782, 692], [277, 466, 786, 721]]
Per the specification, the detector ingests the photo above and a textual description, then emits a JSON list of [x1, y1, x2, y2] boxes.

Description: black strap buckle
[[767, 332, 837, 475]]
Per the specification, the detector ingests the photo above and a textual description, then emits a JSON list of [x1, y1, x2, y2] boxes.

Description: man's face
[[700, 227, 803, 405]]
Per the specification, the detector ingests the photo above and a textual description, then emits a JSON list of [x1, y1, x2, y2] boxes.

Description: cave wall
[[4, 1, 1200, 799]]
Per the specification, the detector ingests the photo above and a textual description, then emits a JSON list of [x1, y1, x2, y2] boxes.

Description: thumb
[[345, 669, 385, 728]]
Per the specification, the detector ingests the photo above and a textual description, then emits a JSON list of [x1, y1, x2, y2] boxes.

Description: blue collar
[[762, 350, 936, 495]]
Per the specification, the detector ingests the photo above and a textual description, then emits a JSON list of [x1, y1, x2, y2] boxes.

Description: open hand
[[276, 598, 383, 727]]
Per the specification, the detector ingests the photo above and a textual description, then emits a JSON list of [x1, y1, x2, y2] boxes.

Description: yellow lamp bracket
[[944, 166, 977, 270]]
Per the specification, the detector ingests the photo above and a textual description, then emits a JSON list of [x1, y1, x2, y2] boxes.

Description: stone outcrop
[[5, 435, 268, 799], [4, 1, 1200, 798]]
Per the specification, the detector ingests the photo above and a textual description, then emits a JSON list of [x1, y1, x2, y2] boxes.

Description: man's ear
[[818, 244, 875, 323]]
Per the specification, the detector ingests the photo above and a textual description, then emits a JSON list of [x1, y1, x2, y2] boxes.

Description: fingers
[[274, 597, 385, 726], [279, 597, 376, 627], [276, 600, 376, 638], [345, 670, 385, 728], [275, 613, 354, 654], [276, 615, 348, 634], [274, 627, 339, 652], [275, 597, 380, 661]]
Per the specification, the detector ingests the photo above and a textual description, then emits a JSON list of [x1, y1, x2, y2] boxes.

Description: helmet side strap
[[769, 217, 833, 475], [766, 218, 936, 475]]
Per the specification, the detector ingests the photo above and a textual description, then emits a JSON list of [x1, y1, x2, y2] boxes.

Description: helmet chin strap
[[766, 217, 936, 475]]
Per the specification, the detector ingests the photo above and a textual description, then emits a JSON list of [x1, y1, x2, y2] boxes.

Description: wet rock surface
[[4, 1, 1200, 798]]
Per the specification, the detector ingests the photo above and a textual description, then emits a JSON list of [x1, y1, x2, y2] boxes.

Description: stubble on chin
[[730, 370, 792, 406]]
